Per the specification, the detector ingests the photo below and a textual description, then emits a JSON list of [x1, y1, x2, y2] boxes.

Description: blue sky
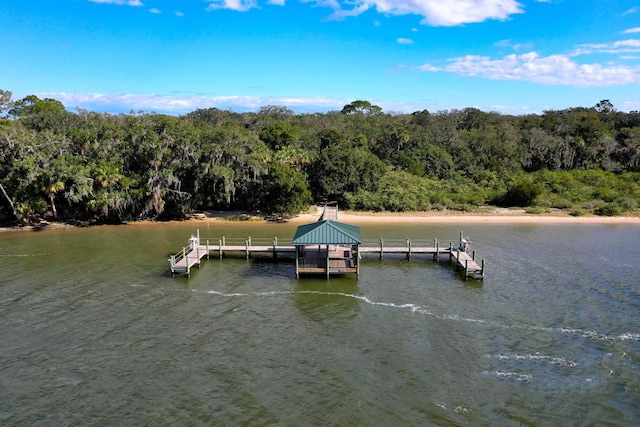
[[1, 0, 639, 115]]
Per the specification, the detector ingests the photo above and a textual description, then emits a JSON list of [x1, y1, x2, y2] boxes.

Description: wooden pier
[[169, 230, 485, 280]]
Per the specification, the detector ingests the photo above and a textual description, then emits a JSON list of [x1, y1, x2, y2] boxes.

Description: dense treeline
[[0, 91, 639, 225]]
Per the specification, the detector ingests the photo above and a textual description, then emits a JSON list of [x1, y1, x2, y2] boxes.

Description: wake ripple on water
[[490, 352, 579, 368], [558, 328, 640, 343], [201, 289, 639, 346], [0, 253, 49, 257], [202, 289, 486, 322], [482, 352, 580, 384], [483, 371, 534, 383], [203, 288, 636, 398]]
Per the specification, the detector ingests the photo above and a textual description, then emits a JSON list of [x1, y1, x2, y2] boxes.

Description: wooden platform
[[449, 249, 484, 279], [169, 231, 485, 280]]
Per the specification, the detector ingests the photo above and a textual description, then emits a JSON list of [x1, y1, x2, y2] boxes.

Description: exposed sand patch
[[2, 206, 639, 232]]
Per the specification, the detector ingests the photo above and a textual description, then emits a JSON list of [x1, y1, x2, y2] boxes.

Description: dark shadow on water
[[293, 277, 361, 322]]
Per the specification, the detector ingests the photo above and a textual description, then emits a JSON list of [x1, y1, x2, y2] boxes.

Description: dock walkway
[[169, 231, 484, 279]]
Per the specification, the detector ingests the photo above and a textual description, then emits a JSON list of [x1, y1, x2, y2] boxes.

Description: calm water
[[1, 220, 639, 426]]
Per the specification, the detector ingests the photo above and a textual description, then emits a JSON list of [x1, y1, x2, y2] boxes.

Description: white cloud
[[321, 0, 523, 26], [623, 7, 639, 16], [494, 39, 533, 51], [39, 92, 359, 114], [418, 51, 640, 87], [572, 39, 640, 56], [205, 0, 258, 12], [620, 100, 640, 111], [622, 27, 640, 34], [175, 11, 184, 17], [397, 37, 414, 44], [36, 91, 638, 116], [96, 0, 524, 26], [149, 8, 161, 13], [89, 0, 143, 6]]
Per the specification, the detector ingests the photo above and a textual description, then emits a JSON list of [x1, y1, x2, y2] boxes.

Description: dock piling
[[273, 237, 278, 259], [170, 230, 484, 280]]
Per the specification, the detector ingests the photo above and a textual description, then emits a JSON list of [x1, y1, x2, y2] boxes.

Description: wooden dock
[[169, 231, 484, 280]]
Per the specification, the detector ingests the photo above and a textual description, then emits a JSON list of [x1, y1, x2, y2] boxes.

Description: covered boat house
[[292, 219, 362, 278]]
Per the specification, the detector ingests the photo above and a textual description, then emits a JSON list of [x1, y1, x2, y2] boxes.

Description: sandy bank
[[287, 212, 640, 225], [2, 208, 639, 232]]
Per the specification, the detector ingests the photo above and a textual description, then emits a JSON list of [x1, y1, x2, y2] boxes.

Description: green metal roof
[[292, 220, 362, 245]]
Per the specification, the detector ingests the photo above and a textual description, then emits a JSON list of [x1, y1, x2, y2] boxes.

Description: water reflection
[[294, 278, 360, 322]]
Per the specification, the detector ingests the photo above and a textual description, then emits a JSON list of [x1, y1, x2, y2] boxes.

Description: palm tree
[[41, 180, 65, 219]]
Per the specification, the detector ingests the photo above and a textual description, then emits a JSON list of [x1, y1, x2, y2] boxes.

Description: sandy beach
[[2, 207, 639, 232], [288, 209, 640, 225], [200, 206, 640, 225]]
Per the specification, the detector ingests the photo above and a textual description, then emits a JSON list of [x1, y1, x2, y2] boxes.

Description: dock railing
[[169, 231, 484, 280]]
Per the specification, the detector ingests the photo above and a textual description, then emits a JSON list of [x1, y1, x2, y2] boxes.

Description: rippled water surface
[[1, 221, 639, 425]]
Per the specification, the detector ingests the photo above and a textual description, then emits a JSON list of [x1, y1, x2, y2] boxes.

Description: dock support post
[[435, 241, 439, 261], [472, 250, 476, 261], [460, 231, 463, 249], [295, 246, 299, 279], [464, 259, 469, 280], [380, 238, 384, 260], [183, 247, 188, 277], [245, 238, 250, 259], [206, 240, 210, 259], [197, 229, 200, 245], [481, 259, 486, 278], [407, 240, 412, 261], [326, 244, 330, 279], [273, 237, 278, 259], [219, 239, 223, 259], [449, 242, 453, 263], [196, 243, 200, 267], [356, 245, 360, 279], [222, 236, 226, 246]]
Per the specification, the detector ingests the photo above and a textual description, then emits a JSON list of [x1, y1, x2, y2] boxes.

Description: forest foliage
[[0, 91, 639, 225]]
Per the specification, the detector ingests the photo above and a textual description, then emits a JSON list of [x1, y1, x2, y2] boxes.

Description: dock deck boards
[[170, 235, 484, 280]]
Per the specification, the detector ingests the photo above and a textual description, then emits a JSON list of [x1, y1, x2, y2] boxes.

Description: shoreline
[[2, 208, 639, 232], [291, 211, 640, 225]]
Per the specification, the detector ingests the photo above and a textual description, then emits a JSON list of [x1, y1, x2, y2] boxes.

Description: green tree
[[9, 95, 70, 133], [501, 179, 542, 207], [341, 100, 382, 116], [309, 144, 387, 201], [259, 121, 299, 150], [256, 163, 312, 216]]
